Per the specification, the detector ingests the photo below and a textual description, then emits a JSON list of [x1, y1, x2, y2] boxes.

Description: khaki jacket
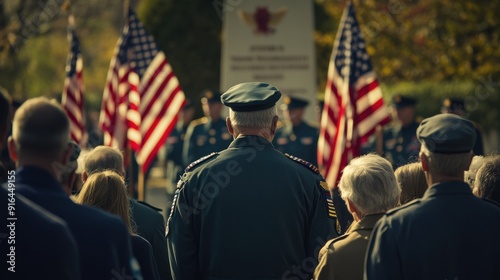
[[314, 213, 384, 280]]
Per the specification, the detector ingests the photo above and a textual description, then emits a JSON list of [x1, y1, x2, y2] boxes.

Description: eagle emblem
[[238, 6, 287, 35]]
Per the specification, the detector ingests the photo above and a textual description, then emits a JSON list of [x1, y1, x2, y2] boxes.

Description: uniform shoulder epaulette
[[482, 198, 500, 208], [284, 153, 320, 174], [190, 117, 208, 127], [385, 199, 421, 216], [326, 233, 351, 249], [184, 152, 218, 172], [137, 200, 163, 212]]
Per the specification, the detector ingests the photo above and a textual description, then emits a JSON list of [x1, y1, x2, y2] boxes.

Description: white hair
[[339, 154, 401, 215], [420, 144, 472, 177], [229, 106, 277, 128]]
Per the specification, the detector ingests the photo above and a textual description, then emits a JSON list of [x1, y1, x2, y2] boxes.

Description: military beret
[[201, 89, 222, 104], [442, 98, 465, 112], [221, 82, 281, 112], [283, 96, 309, 109], [417, 114, 476, 154], [391, 95, 416, 109]]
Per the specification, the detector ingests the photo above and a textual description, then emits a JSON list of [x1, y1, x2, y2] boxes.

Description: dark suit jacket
[[16, 166, 138, 280], [0, 187, 80, 280], [168, 135, 334, 280], [131, 235, 160, 280], [366, 181, 500, 280], [314, 214, 384, 280], [130, 199, 170, 280]]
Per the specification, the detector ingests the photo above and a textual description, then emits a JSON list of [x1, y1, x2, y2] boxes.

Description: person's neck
[[18, 159, 62, 182], [234, 128, 273, 142], [426, 172, 464, 186]]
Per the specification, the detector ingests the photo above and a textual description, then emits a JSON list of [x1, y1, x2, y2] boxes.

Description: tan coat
[[314, 213, 384, 280]]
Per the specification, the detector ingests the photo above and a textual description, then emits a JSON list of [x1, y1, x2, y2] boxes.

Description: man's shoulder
[[282, 153, 321, 176], [184, 152, 220, 173], [189, 117, 209, 130], [130, 199, 164, 224]]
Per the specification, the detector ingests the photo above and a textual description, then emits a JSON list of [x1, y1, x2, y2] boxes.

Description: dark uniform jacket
[[365, 181, 500, 280], [16, 166, 138, 280], [167, 135, 335, 280], [0, 187, 80, 280], [314, 213, 384, 280], [182, 117, 232, 166], [274, 122, 319, 166], [382, 121, 420, 168], [130, 199, 170, 280]]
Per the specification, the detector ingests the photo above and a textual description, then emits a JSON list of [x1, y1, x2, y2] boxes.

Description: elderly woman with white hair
[[314, 154, 401, 280]]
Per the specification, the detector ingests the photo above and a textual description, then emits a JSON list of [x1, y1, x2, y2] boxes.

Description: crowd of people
[[1, 82, 500, 280]]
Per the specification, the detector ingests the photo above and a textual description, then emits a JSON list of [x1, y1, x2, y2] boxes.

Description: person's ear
[[420, 152, 428, 172], [226, 117, 234, 136], [270, 116, 279, 136], [82, 171, 88, 183], [7, 136, 18, 164]]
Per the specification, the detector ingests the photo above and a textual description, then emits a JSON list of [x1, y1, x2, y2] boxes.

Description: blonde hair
[[394, 162, 428, 204], [76, 170, 135, 234]]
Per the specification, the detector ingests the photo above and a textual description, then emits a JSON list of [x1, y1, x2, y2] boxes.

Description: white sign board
[[221, 0, 318, 124]]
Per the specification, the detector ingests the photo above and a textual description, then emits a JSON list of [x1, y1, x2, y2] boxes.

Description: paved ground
[[143, 165, 175, 223]]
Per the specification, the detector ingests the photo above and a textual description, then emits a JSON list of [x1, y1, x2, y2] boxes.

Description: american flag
[[100, 9, 185, 172], [318, 2, 390, 188], [62, 14, 86, 145]]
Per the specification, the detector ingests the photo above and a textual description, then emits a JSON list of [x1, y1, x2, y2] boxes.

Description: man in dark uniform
[[164, 98, 195, 189], [274, 96, 319, 166], [441, 98, 484, 155], [182, 89, 232, 166], [9, 97, 140, 280], [167, 82, 337, 280], [381, 95, 420, 168], [365, 114, 500, 280], [83, 145, 170, 280]]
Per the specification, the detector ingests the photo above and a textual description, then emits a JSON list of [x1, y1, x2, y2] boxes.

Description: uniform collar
[[423, 181, 472, 199], [16, 165, 65, 194], [346, 213, 384, 233], [228, 135, 274, 150]]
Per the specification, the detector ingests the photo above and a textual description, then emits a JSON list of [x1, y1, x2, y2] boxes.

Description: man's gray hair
[[339, 154, 401, 216], [420, 143, 472, 177], [83, 146, 124, 175], [12, 97, 69, 159], [229, 106, 277, 128]]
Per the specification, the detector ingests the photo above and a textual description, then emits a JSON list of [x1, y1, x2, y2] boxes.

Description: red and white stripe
[[62, 56, 86, 145]]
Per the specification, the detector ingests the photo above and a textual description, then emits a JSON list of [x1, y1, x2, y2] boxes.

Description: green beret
[[221, 82, 281, 112], [417, 114, 476, 154]]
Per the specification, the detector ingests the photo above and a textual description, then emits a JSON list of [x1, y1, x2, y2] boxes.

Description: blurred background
[[1, 0, 499, 150]]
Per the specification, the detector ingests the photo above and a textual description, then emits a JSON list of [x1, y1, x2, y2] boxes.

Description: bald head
[[83, 146, 125, 178], [10, 97, 69, 161]]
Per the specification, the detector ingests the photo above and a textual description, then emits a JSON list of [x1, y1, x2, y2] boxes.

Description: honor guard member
[[365, 114, 500, 280], [274, 96, 319, 166], [167, 82, 337, 280], [381, 95, 420, 168], [182, 90, 233, 166], [164, 98, 195, 189], [441, 98, 484, 156]]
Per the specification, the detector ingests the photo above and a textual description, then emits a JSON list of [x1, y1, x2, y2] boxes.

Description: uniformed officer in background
[[380, 95, 420, 168], [274, 95, 319, 166], [167, 82, 337, 280], [441, 98, 484, 156], [182, 89, 232, 166], [164, 98, 195, 190]]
